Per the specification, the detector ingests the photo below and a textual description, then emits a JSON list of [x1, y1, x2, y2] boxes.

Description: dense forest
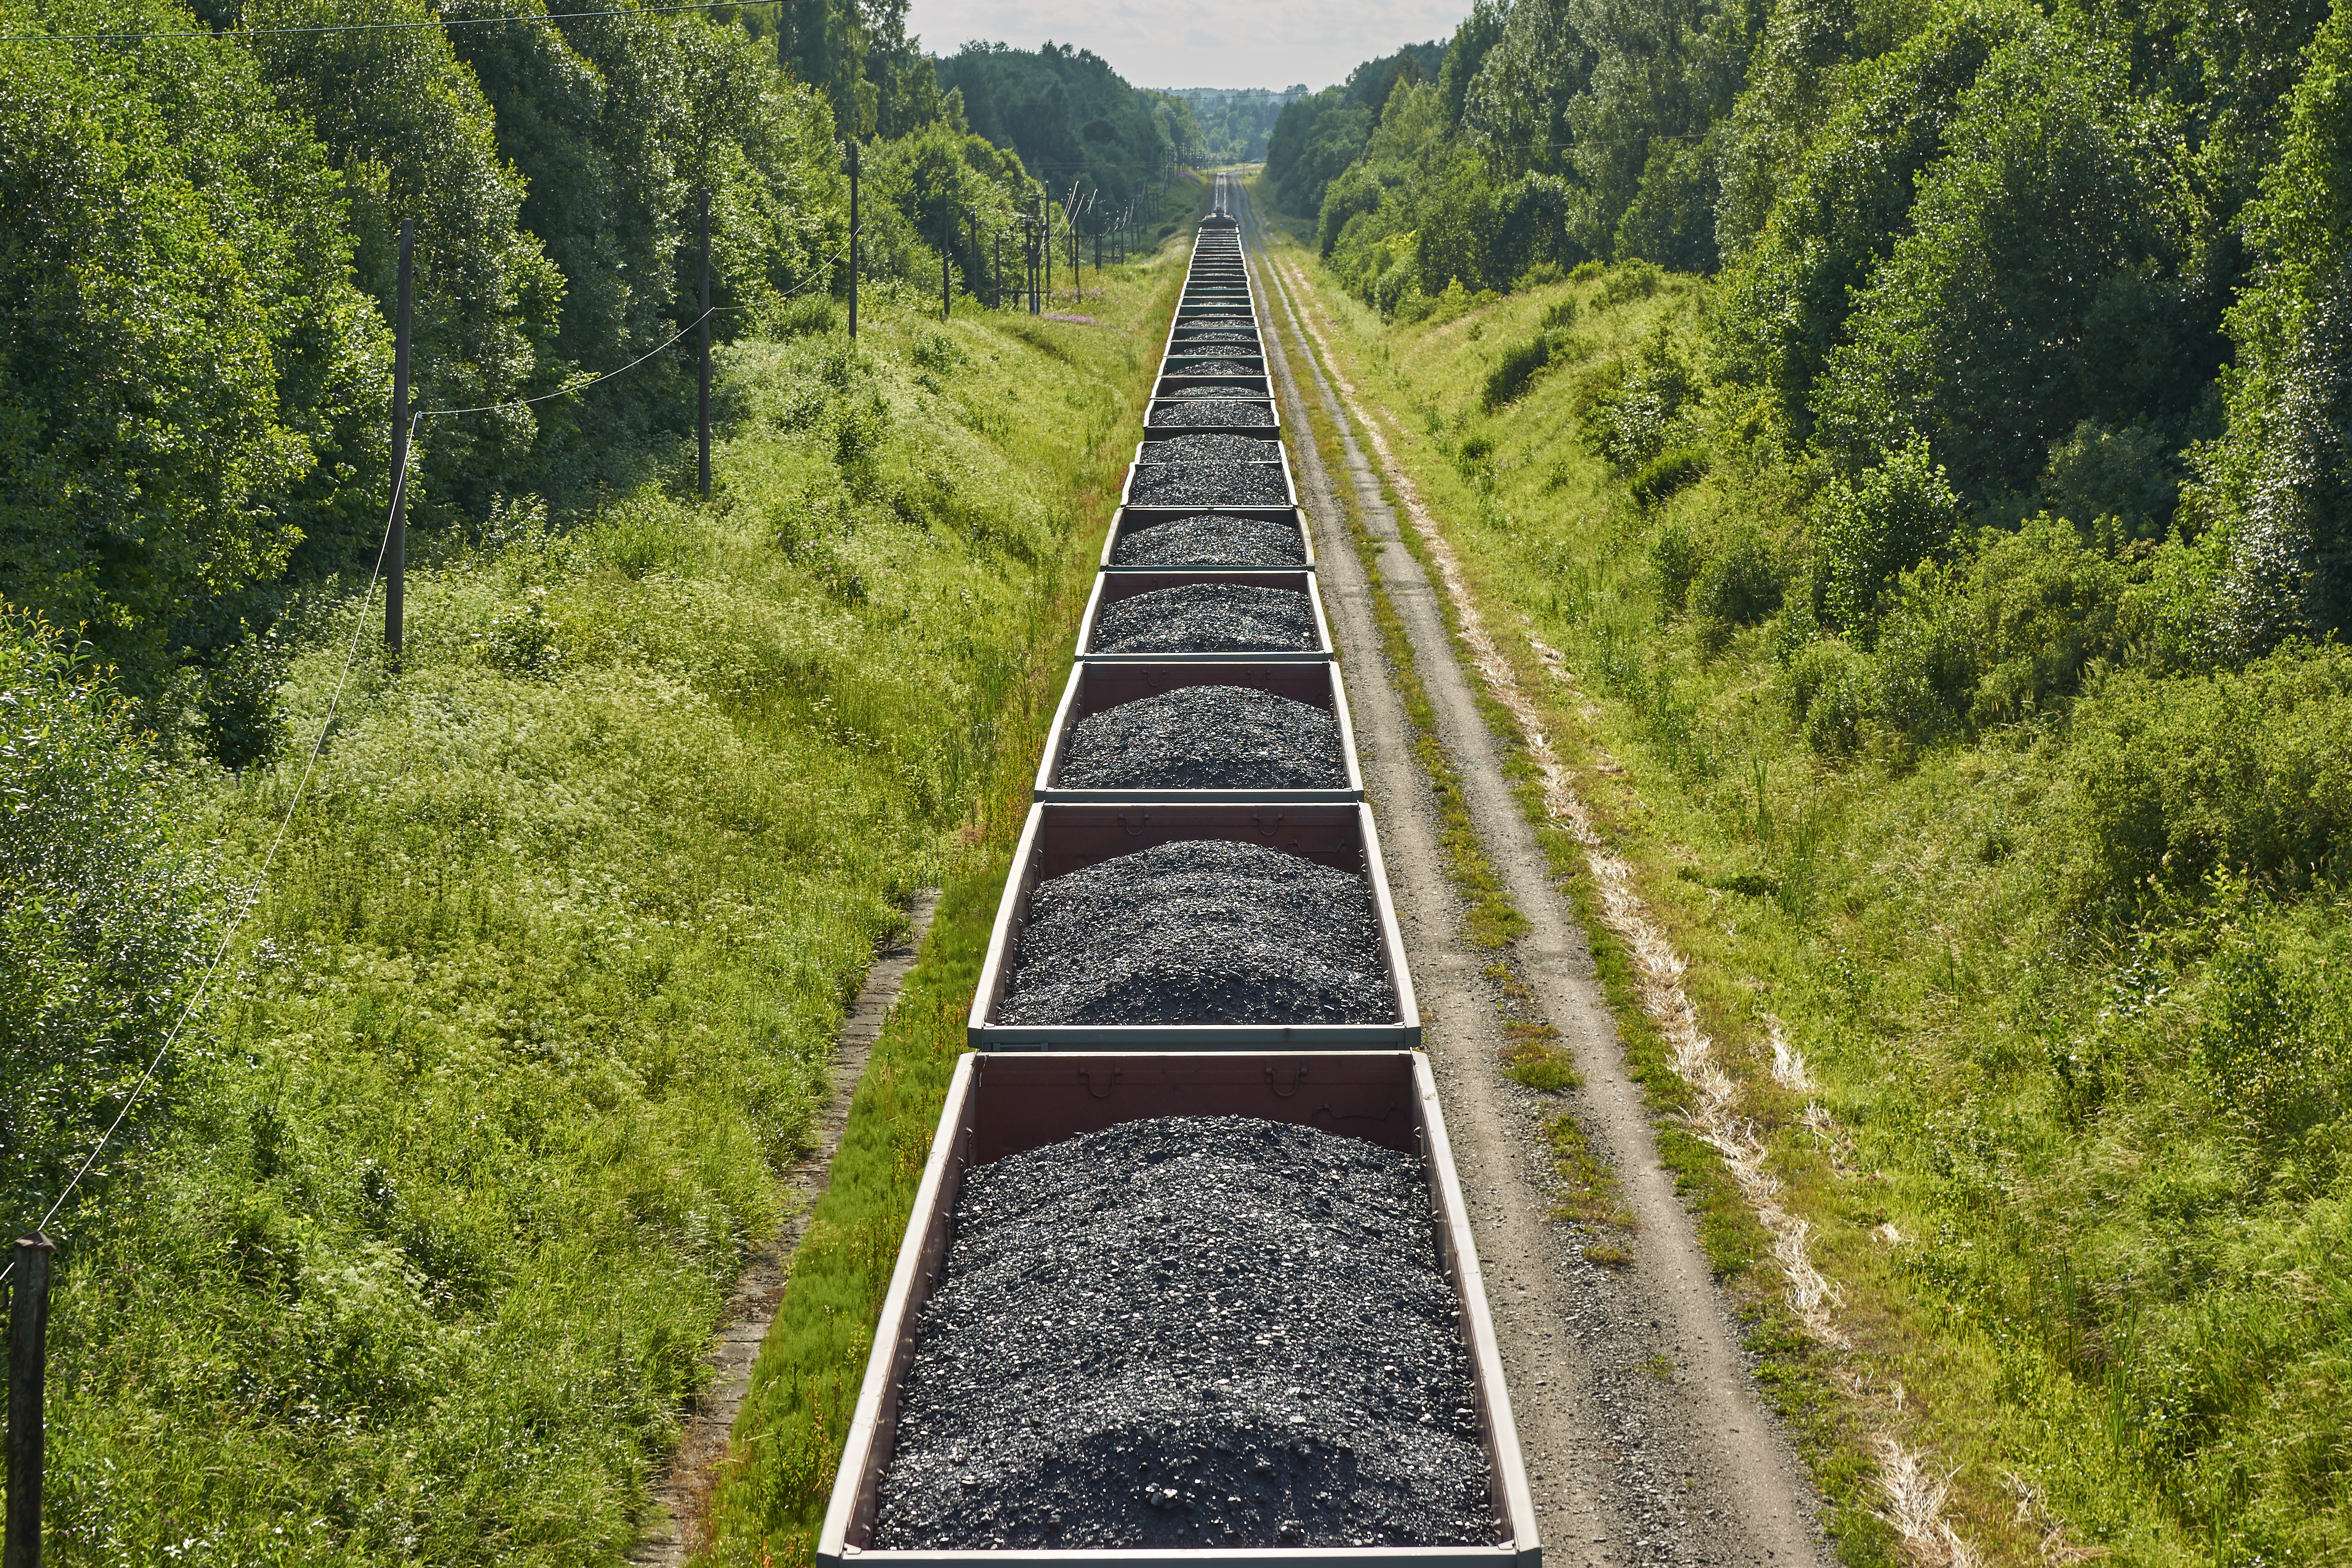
[[0, 0, 1180, 763], [1263, 0, 2352, 1557], [1164, 85, 1305, 163]]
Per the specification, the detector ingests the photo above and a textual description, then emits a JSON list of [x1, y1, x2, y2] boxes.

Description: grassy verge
[[24, 229, 1191, 1567], [692, 209, 1194, 1568]]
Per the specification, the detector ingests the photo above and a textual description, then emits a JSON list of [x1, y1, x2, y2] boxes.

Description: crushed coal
[[1163, 358, 1262, 376], [1148, 399, 1275, 428], [871, 1116, 1491, 1550], [1175, 331, 1260, 346], [1058, 685, 1342, 789], [1130, 462, 1288, 507], [1141, 434, 1283, 465], [998, 838, 1398, 1024], [1091, 583, 1316, 654], [1112, 513, 1305, 567], [1158, 383, 1269, 399]]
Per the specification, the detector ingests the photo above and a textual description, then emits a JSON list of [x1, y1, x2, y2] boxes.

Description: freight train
[[815, 173, 1541, 1568]]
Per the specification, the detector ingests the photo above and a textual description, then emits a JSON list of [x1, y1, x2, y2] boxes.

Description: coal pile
[[1112, 514, 1305, 567], [1130, 462, 1288, 508], [1092, 583, 1316, 654], [1149, 399, 1275, 428], [870, 1115, 1493, 1550], [1176, 331, 1259, 346], [997, 838, 1396, 1024], [1141, 434, 1283, 465], [1164, 358, 1262, 376], [1058, 685, 1342, 788]]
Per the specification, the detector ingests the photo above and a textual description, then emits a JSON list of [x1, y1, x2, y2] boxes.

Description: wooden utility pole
[[7, 1235, 55, 1568], [698, 187, 711, 498], [861, 139, 870, 343], [387, 217, 411, 661], [847, 141, 860, 341]]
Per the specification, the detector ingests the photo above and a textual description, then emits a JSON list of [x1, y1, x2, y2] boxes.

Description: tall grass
[[15, 242, 1183, 1566]]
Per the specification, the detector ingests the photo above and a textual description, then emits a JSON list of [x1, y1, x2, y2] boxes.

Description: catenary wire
[[2, 0, 770, 44]]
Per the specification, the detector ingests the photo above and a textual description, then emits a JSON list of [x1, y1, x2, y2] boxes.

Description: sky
[[904, 0, 1467, 92]]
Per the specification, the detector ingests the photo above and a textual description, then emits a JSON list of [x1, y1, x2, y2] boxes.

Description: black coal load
[[871, 1115, 1494, 1551], [1176, 331, 1259, 346], [1112, 513, 1305, 567], [1150, 399, 1276, 428], [997, 838, 1397, 1024], [1092, 583, 1315, 653], [1059, 685, 1342, 789], [1141, 433, 1283, 465], [1163, 358, 1262, 377], [1130, 463, 1288, 508]]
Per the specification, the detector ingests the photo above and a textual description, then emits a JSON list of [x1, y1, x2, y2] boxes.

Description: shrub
[[2041, 418, 2185, 541], [1570, 259, 1605, 283], [0, 615, 211, 1226], [1454, 433, 1497, 481], [1514, 260, 1566, 291], [2197, 925, 2352, 1183], [1597, 259, 1664, 308], [1813, 436, 1967, 635], [1691, 527, 1783, 629], [1650, 523, 1707, 613], [1540, 295, 1579, 331], [1572, 330, 1696, 474], [2056, 643, 2352, 914], [1784, 637, 1869, 756], [1631, 445, 1710, 507], [1482, 334, 1554, 410]]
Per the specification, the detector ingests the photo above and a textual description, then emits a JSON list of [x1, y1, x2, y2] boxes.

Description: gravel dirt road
[[1241, 189, 1833, 1568]]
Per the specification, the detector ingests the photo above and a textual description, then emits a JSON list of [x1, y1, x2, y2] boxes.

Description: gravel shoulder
[[1242, 192, 1832, 1568]]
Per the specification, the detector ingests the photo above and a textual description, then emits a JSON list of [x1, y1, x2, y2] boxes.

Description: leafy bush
[[1573, 329, 1697, 473], [1812, 436, 1967, 635], [1454, 432, 1497, 481], [0, 616, 211, 1229], [1631, 445, 1710, 507], [1651, 523, 1707, 612], [1808, 30, 2217, 498], [1596, 259, 1664, 309], [2040, 418, 2186, 540], [2198, 925, 2352, 1183], [1691, 526, 1783, 629], [1783, 636, 1869, 756], [1482, 334, 1554, 410], [1541, 295, 1579, 331], [2056, 643, 2352, 914]]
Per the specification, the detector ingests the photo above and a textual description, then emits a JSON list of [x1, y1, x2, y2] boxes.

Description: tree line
[[1275, 0, 2352, 684], [0, 0, 1177, 758]]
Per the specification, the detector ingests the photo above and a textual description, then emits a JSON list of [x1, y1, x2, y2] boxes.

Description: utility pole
[[847, 141, 860, 341], [7, 1234, 55, 1568], [698, 187, 711, 498], [939, 199, 951, 321], [1042, 197, 1051, 307], [861, 139, 870, 343], [388, 217, 411, 663]]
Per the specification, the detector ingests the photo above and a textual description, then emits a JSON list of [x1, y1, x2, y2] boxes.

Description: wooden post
[[387, 217, 411, 661], [1042, 198, 1051, 307], [6, 1235, 54, 1568], [939, 200, 950, 321], [847, 141, 860, 341], [697, 187, 711, 498]]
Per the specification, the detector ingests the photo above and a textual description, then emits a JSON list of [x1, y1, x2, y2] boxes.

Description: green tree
[[0, 0, 389, 719], [2197, 0, 2352, 654], [1809, 26, 2220, 499]]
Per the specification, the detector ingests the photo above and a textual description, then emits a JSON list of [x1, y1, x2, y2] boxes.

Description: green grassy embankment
[[1254, 205, 2352, 1565], [30, 226, 1188, 1567]]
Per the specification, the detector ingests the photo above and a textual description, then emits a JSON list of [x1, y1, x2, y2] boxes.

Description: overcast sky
[[906, 0, 1467, 92]]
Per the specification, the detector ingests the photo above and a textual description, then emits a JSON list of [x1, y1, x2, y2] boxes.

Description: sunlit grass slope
[[33, 245, 1182, 1567]]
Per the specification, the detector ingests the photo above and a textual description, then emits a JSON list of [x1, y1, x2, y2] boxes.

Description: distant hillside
[[1160, 86, 1307, 163]]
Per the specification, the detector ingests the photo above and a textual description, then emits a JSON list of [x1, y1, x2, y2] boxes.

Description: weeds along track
[[803, 173, 1545, 1568]]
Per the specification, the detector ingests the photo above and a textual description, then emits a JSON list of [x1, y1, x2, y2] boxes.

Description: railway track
[[797, 173, 1830, 1568]]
